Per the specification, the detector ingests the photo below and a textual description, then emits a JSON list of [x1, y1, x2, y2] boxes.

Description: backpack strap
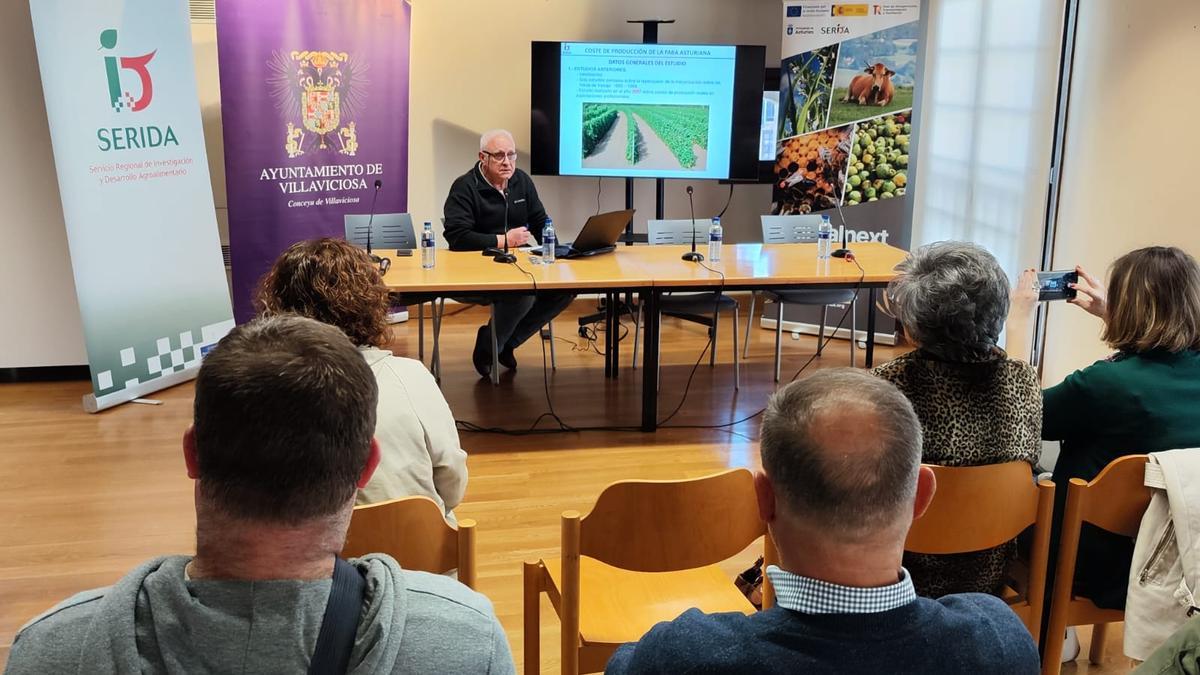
[[308, 557, 366, 675]]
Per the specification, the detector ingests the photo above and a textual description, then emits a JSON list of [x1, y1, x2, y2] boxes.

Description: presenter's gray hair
[[886, 241, 1010, 361], [479, 129, 515, 151]]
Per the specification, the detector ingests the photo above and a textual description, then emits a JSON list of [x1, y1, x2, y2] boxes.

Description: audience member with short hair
[[257, 237, 468, 519], [6, 316, 514, 674], [871, 241, 1041, 597], [1009, 245, 1200, 609], [605, 368, 1039, 674]]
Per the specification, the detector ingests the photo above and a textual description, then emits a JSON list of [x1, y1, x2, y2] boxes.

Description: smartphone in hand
[[1037, 270, 1078, 301]]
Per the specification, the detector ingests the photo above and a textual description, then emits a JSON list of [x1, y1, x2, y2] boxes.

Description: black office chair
[[745, 215, 858, 382], [345, 213, 451, 371], [423, 221, 556, 385], [426, 296, 557, 386], [633, 218, 740, 390]]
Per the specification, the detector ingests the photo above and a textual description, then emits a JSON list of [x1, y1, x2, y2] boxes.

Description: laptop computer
[[531, 209, 635, 259]]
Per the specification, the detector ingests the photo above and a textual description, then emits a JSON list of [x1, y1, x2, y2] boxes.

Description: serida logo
[[820, 23, 851, 35], [96, 29, 178, 152]]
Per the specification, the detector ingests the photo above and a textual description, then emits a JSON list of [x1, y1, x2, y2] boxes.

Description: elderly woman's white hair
[[479, 129, 515, 152], [886, 241, 1011, 362]]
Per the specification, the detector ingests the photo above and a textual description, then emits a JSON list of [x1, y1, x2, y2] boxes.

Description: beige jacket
[[1125, 448, 1200, 661], [356, 347, 468, 521]]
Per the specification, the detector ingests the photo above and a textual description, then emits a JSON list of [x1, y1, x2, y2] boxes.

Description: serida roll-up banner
[[29, 0, 234, 412], [772, 1, 926, 343]]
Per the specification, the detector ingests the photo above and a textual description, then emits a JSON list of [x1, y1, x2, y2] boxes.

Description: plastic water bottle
[[817, 215, 832, 261], [542, 218, 556, 264], [707, 216, 723, 262], [420, 221, 436, 269]]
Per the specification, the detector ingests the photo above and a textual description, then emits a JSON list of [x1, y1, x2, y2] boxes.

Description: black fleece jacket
[[442, 163, 548, 251]]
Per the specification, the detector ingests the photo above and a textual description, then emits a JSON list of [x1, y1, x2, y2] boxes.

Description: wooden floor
[[0, 299, 1134, 673]]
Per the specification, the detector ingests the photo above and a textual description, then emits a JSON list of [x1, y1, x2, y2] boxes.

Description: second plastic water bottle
[[817, 215, 832, 261], [542, 218, 556, 264], [707, 216, 723, 263], [421, 221, 436, 269]]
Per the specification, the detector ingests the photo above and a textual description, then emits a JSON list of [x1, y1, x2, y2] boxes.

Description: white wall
[[0, 1, 86, 368], [1041, 0, 1200, 385], [192, 23, 228, 246]]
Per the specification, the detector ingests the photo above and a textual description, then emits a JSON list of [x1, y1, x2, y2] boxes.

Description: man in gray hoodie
[[5, 315, 514, 674]]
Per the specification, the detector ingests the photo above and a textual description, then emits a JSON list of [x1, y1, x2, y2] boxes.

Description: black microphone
[[365, 180, 388, 273], [492, 186, 516, 264], [830, 197, 853, 258], [682, 184, 703, 262]]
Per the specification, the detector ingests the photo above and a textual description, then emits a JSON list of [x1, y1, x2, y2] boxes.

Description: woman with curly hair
[[871, 241, 1041, 598], [256, 238, 467, 519]]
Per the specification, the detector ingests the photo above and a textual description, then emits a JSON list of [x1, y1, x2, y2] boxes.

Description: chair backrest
[[1043, 453, 1150, 664], [578, 469, 766, 572], [341, 495, 476, 588], [344, 213, 417, 250], [906, 461, 1052, 554], [1073, 454, 1153, 536], [760, 214, 823, 244], [646, 218, 709, 246]]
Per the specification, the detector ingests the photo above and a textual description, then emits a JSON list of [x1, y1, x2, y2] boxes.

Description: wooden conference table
[[382, 242, 908, 431]]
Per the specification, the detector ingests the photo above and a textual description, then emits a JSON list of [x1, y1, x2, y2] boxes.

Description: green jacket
[[1136, 614, 1200, 674], [1045, 349, 1200, 485], [1044, 349, 1200, 609]]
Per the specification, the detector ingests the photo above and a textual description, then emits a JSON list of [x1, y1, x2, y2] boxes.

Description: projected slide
[[559, 43, 736, 179]]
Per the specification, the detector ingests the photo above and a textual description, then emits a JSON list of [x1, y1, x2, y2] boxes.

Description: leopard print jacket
[[872, 349, 1042, 598]]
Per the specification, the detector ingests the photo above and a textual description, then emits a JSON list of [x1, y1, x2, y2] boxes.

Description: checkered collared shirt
[[764, 565, 917, 615]]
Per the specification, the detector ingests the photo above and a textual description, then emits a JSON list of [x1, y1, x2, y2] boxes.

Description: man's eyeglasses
[[483, 150, 517, 163]]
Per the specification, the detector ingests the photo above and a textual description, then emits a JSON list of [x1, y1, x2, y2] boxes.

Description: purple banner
[[217, 0, 410, 322]]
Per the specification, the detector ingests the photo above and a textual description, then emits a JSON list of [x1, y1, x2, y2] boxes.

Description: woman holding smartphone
[[1010, 246, 1200, 609]]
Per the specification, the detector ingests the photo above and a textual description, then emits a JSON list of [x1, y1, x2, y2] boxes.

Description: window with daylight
[[910, 0, 1066, 280]]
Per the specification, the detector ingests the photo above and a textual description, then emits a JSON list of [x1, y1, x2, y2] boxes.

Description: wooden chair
[[1041, 455, 1152, 673], [904, 461, 1055, 642], [523, 469, 777, 674], [341, 495, 477, 589]]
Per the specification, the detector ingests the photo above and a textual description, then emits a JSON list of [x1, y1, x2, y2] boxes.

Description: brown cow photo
[[826, 22, 917, 126], [843, 63, 895, 107]]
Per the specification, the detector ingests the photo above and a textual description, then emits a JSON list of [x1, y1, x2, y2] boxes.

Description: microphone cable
[[656, 259, 725, 427], [717, 182, 735, 219]]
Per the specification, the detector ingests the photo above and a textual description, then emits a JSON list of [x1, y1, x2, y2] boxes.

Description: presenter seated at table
[[443, 128, 574, 379]]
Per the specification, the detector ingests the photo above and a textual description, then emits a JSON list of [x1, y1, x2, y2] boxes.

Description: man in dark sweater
[[606, 369, 1040, 674], [442, 129, 573, 378]]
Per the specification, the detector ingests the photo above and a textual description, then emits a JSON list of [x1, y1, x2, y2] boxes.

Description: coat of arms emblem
[[268, 50, 368, 158]]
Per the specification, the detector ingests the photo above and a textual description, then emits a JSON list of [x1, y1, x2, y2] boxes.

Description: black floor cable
[[576, 303, 633, 356]]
